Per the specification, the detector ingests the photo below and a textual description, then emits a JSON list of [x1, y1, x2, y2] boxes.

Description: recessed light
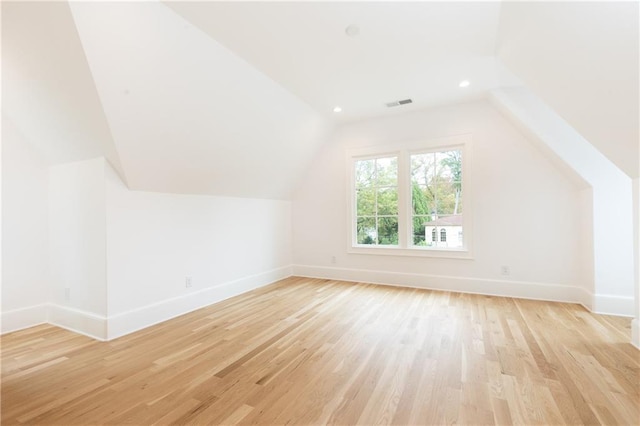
[[345, 25, 360, 37], [333, 106, 343, 113], [459, 80, 470, 88]]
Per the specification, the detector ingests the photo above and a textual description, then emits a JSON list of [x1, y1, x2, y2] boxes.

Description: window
[[348, 136, 471, 258], [354, 157, 398, 245], [410, 149, 463, 249]]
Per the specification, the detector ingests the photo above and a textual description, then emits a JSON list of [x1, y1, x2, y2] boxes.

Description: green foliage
[[441, 150, 462, 192], [356, 188, 375, 216], [355, 157, 399, 246], [362, 235, 374, 245], [409, 150, 462, 241], [412, 183, 430, 216], [354, 151, 461, 246]]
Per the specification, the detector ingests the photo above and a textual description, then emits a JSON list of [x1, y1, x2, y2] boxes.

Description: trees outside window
[[354, 157, 398, 246], [349, 138, 470, 257]]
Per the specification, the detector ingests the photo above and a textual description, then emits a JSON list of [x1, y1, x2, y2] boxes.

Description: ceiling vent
[[385, 98, 413, 108]]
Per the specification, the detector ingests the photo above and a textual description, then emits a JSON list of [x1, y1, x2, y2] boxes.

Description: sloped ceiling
[[497, 1, 639, 178], [68, 1, 327, 199], [164, 1, 520, 122], [2, 1, 126, 179], [3, 1, 638, 199]]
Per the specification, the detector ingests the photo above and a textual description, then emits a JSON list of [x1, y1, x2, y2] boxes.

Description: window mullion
[[397, 150, 410, 249]]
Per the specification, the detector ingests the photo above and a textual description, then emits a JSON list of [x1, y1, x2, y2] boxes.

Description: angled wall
[[490, 87, 634, 316]]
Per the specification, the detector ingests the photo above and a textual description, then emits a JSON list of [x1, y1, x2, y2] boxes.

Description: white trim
[[1, 304, 48, 334], [346, 245, 474, 259], [47, 304, 108, 341], [293, 265, 584, 304], [1, 267, 292, 341], [592, 294, 635, 318], [346, 134, 473, 258], [107, 265, 292, 340], [632, 319, 639, 349]]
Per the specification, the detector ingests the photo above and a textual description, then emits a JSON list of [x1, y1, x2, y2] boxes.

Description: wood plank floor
[[2, 277, 639, 425]]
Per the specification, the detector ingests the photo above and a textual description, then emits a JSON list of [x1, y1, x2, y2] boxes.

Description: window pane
[[435, 151, 450, 179], [356, 188, 375, 216], [411, 153, 436, 186], [437, 150, 462, 215], [412, 183, 434, 215], [357, 217, 376, 244], [437, 150, 462, 183], [377, 187, 398, 215], [412, 216, 429, 246], [376, 157, 397, 186], [353, 147, 464, 251], [377, 217, 398, 245], [409, 149, 465, 248], [436, 179, 457, 215], [355, 159, 375, 187]]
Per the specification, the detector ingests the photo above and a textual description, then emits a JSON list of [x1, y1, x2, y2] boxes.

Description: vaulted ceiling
[[2, 1, 638, 200]]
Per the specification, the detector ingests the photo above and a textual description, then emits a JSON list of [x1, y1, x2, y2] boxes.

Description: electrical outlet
[[500, 266, 510, 276], [331, 256, 337, 264], [64, 287, 71, 302], [185, 276, 192, 288]]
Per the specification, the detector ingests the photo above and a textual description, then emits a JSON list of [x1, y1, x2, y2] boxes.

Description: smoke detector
[[345, 25, 360, 37]]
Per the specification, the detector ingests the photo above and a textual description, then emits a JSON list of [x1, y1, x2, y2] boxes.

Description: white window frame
[[347, 135, 473, 259]]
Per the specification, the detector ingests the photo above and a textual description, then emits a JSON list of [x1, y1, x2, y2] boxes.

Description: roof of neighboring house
[[424, 215, 463, 227]]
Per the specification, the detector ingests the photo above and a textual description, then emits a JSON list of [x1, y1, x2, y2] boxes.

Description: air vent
[[385, 98, 413, 108]]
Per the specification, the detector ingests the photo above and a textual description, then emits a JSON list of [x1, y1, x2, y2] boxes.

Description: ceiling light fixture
[[345, 25, 360, 37], [459, 80, 470, 88], [333, 106, 342, 113]]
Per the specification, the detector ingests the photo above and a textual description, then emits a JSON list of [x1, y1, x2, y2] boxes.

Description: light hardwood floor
[[2, 277, 639, 425]]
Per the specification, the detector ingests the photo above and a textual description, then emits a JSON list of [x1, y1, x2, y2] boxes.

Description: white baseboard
[[293, 264, 589, 304], [592, 294, 635, 317], [107, 265, 293, 340], [1, 304, 48, 334], [3, 265, 634, 341], [48, 304, 108, 341]]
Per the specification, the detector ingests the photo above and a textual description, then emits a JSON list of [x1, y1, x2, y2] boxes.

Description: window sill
[[348, 245, 474, 259]]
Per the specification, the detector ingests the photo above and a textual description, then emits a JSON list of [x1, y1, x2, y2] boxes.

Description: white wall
[[293, 101, 588, 304], [2, 153, 293, 340], [633, 177, 640, 348], [1, 116, 49, 332], [490, 87, 635, 316], [105, 164, 293, 339], [48, 158, 107, 338]]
